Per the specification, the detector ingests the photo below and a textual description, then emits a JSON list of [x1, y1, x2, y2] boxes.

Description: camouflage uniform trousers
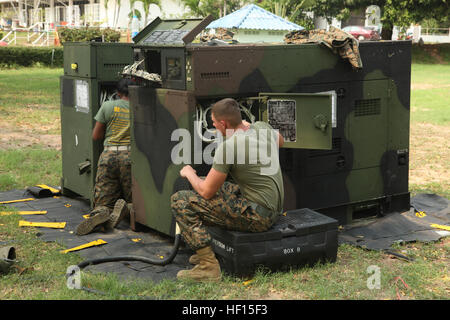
[[171, 182, 280, 251], [93, 149, 131, 210]]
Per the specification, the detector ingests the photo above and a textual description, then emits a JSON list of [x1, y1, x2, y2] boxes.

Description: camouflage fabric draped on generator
[[284, 26, 363, 69]]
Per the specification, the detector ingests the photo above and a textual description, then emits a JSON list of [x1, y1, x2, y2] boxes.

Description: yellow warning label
[[415, 211, 427, 218]]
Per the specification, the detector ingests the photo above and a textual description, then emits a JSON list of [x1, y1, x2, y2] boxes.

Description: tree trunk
[[381, 21, 393, 40]]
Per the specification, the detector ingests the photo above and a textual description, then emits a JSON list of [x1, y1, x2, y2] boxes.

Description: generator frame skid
[[128, 18, 411, 236]]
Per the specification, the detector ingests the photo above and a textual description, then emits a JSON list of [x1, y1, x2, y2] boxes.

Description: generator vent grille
[[200, 72, 230, 80], [308, 138, 342, 157], [354, 98, 381, 116], [104, 63, 129, 69]]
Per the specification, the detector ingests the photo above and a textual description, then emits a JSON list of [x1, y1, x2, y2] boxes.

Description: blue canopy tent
[[206, 4, 304, 43]]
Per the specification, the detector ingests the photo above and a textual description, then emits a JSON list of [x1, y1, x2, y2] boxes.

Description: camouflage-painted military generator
[[60, 42, 134, 201], [127, 17, 411, 236]]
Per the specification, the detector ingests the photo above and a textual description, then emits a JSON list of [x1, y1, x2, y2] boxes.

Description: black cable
[[72, 229, 182, 299], [384, 249, 415, 262], [77, 234, 182, 269]]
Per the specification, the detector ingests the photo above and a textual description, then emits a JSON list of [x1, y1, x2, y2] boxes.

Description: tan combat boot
[[177, 246, 222, 282], [76, 206, 110, 236], [188, 253, 200, 265], [105, 199, 130, 230]]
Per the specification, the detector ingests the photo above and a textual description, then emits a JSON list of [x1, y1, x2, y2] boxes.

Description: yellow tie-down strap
[[19, 220, 66, 229], [430, 224, 450, 231], [36, 184, 61, 194], [1, 210, 47, 216], [0, 198, 35, 204], [61, 239, 107, 254]]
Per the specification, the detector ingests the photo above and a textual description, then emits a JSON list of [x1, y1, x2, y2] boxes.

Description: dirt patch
[[0, 125, 61, 150], [409, 122, 450, 188]]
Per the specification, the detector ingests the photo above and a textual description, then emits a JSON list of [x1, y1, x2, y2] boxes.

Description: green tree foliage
[[177, 0, 448, 37], [57, 27, 121, 42], [140, 0, 160, 26], [180, 0, 244, 19], [0, 47, 63, 68], [259, 0, 315, 29], [304, 0, 449, 39]]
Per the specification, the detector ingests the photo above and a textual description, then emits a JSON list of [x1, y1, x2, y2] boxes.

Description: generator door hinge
[[245, 96, 269, 103], [387, 80, 394, 98]]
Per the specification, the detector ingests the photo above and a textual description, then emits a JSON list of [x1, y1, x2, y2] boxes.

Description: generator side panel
[[60, 76, 101, 200], [187, 42, 407, 98], [130, 86, 196, 236], [280, 41, 411, 223]]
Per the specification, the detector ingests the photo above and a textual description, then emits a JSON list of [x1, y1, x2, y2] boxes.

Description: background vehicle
[[398, 31, 413, 40], [342, 25, 381, 41]]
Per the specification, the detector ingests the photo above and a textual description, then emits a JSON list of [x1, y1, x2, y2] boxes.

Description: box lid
[[208, 208, 338, 244], [133, 15, 214, 46]]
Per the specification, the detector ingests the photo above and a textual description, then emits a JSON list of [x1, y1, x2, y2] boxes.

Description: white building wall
[[100, 0, 188, 29], [160, 0, 187, 19], [234, 29, 288, 43]]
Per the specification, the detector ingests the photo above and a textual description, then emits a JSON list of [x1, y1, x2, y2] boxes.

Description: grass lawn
[[409, 63, 450, 198], [0, 67, 61, 136], [0, 54, 449, 300]]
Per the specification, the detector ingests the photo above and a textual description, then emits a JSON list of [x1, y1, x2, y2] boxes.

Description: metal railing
[[421, 28, 450, 36], [1, 24, 128, 46], [0, 30, 16, 45], [27, 22, 44, 42], [32, 31, 50, 46], [0, 23, 53, 46]]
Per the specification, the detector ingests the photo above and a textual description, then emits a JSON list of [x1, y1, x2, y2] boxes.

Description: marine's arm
[[93, 102, 108, 141], [92, 121, 106, 141], [277, 132, 284, 148], [180, 165, 227, 200]]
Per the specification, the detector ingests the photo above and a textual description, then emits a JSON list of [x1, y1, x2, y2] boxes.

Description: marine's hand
[[180, 165, 196, 178], [242, 120, 251, 128]]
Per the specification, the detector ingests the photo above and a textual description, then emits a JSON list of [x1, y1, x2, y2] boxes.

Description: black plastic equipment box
[[208, 208, 338, 277]]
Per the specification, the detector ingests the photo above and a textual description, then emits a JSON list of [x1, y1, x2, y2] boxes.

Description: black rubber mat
[[339, 194, 450, 250], [0, 189, 193, 283], [2, 189, 449, 280]]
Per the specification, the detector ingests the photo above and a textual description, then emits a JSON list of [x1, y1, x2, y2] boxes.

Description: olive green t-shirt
[[212, 122, 284, 213], [94, 99, 130, 146]]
